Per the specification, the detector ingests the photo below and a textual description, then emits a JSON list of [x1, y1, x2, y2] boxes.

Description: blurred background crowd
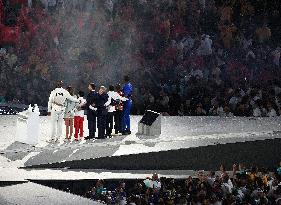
[[0, 0, 280, 116], [80, 162, 281, 204]]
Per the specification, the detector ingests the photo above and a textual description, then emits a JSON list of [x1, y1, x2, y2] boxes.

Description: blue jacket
[[123, 82, 133, 98]]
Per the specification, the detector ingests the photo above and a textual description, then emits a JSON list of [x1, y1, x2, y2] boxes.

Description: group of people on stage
[[47, 75, 133, 142]]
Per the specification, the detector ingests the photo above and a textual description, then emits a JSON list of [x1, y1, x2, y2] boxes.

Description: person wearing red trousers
[[74, 91, 86, 140]]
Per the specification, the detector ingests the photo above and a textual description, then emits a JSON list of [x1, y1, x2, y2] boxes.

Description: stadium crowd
[[84, 163, 281, 204], [0, 0, 281, 116]]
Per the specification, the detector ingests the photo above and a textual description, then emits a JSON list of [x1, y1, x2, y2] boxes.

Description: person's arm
[[65, 91, 79, 103], [89, 105, 97, 111], [115, 92, 128, 101], [81, 93, 94, 110], [79, 98, 87, 107], [104, 93, 112, 107]]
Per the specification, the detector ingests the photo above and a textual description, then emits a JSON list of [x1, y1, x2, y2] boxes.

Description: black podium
[[136, 110, 161, 136]]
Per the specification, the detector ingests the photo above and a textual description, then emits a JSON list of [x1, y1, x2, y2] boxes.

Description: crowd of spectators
[[84, 162, 281, 204], [0, 0, 281, 116]]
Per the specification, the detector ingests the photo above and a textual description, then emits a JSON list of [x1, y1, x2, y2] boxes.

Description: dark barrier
[[24, 138, 281, 171]]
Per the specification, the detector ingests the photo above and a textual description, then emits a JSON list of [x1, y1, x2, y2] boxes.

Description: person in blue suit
[[122, 75, 133, 135]]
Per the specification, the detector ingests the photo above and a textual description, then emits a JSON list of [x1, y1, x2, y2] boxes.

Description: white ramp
[[0, 182, 102, 205]]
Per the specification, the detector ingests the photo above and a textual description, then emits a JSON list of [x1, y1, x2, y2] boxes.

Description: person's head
[[208, 171, 216, 178], [239, 163, 246, 171], [78, 91, 85, 97], [88, 83, 95, 91], [185, 176, 193, 185], [220, 164, 226, 172], [197, 170, 205, 180], [96, 179, 104, 187], [119, 180, 126, 189], [99, 86, 107, 95], [152, 173, 159, 181], [124, 75, 130, 83], [213, 180, 221, 188], [56, 80, 63, 88], [66, 86, 74, 96], [115, 83, 122, 92], [109, 85, 114, 91]]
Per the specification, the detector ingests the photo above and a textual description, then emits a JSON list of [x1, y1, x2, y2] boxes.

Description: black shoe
[[122, 131, 131, 135], [86, 135, 95, 140]]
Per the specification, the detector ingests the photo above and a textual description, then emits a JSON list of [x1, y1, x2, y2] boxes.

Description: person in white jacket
[[104, 85, 127, 137], [48, 81, 79, 142]]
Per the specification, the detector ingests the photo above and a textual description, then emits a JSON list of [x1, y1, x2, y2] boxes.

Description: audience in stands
[[0, 0, 281, 117], [83, 162, 281, 204]]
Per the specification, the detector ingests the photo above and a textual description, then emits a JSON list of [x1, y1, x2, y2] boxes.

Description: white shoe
[[47, 139, 55, 143], [63, 138, 69, 142]]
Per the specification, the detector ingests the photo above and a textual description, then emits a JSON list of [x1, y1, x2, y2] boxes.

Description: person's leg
[[97, 114, 101, 138], [93, 114, 96, 137], [114, 111, 119, 134], [64, 118, 69, 139], [88, 119, 94, 139], [74, 116, 79, 139], [123, 110, 129, 132], [101, 114, 106, 138], [122, 108, 126, 132], [106, 113, 110, 136], [109, 112, 113, 136], [69, 118, 74, 139], [97, 113, 106, 139], [127, 100, 132, 131], [79, 117, 84, 138], [118, 110, 122, 133], [57, 111, 64, 141], [123, 100, 132, 132], [106, 112, 113, 136], [50, 110, 57, 140]]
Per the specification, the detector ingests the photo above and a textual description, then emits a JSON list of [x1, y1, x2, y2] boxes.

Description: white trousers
[[50, 109, 64, 140]]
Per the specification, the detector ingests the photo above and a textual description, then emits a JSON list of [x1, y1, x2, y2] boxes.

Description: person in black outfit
[[81, 83, 98, 139], [95, 86, 109, 139]]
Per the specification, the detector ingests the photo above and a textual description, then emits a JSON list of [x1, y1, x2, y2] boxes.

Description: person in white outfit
[[104, 85, 127, 137], [47, 81, 79, 142]]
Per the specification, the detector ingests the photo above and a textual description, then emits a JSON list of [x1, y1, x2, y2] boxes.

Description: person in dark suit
[[95, 86, 109, 139], [81, 83, 98, 139]]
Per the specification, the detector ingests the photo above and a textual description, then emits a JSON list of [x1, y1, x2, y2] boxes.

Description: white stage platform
[[0, 115, 281, 180]]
